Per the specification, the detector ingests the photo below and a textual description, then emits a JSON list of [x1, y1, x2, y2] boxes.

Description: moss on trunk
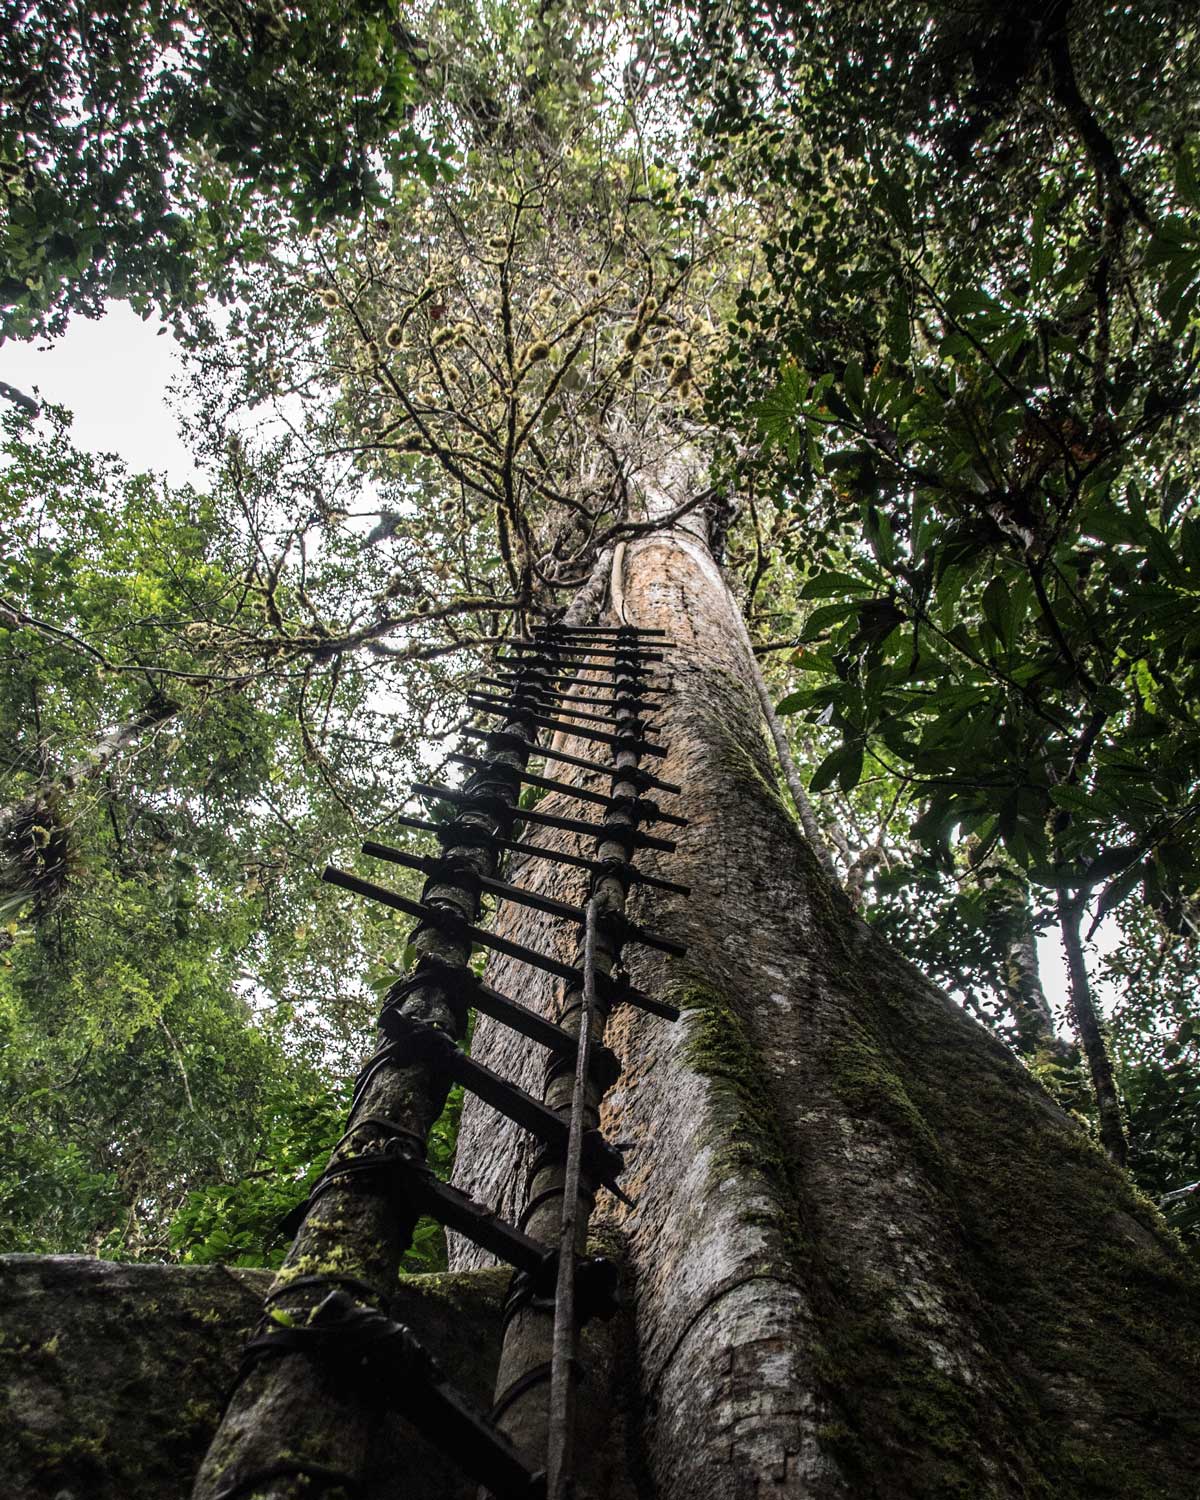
[[450, 523, 1200, 1498], [0, 1255, 510, 1500]]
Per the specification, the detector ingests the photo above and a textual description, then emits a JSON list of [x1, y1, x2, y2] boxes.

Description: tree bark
[[973, 858, 1072, 1065], [452, 511, 1200, 1497], [1057, 888, 1128, 1166], [1004, 907, 1070, 1061], [0, 1254, 512, 1500]]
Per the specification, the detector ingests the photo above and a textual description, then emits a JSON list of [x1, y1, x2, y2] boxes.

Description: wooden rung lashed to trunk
[[192, 621, 686, 1500]]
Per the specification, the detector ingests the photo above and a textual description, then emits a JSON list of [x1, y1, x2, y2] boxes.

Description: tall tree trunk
[[1057, 888, 1128, 1166], [0, 696, 181, 837], [973, 857, 1073, 1066], [1003, 900, 1062, 1060], [452, 504, 1200, 1498]]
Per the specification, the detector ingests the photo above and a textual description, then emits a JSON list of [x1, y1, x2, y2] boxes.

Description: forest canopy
[[1, 0, 1198, 1265]]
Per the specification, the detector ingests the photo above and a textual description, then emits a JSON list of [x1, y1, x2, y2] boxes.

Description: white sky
[[4, 301, 1107, 1018], [3, 304, 203, 487], [1039, 939, 1072, 1018]]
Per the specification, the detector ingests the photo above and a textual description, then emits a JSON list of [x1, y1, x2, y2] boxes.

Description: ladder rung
[[323, 867, 681, 1020], [390, 811, 692, 896]]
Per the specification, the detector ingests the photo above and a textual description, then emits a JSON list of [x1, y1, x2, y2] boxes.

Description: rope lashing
[[227, 1291, 544, 1500], [194, 621, 686, 1500], [389, 808, 690, 894]]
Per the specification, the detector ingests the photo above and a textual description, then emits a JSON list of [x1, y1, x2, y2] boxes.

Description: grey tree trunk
[[0, 696, 181, 838], [1002, 901, 1062, 1060], [973, 858, 1073, 1065], [452, 512, 1200, 1498], [1058, 888, 1129, 1166]]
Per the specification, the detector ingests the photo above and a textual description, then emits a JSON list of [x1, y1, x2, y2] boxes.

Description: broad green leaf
[[809, 744, 861, 794], [800, 571, 876, 599], [1048, 784, 1102, 816], [1176, 145, 1200, 209], [981, 576, 1011, 647], [800, 600, 863, 639]]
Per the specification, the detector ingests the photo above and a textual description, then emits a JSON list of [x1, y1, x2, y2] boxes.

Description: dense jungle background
[[1, 0, 1198, 1273]]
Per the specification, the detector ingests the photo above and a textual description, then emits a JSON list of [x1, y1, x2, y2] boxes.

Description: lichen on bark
[[0, 1255, 513, 1500]]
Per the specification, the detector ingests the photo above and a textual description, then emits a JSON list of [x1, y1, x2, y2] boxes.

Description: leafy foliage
[[0, 401, 463, 1256], [3, 0, 1199, 1268], [1099, 901, 1200, 1245], [692, 0, 1200, 1177], [0, 0, 443, 338], [168, 1081, 464, 1274]]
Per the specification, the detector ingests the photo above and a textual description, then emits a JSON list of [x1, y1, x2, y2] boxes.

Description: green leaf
[[909, 496, 930, 565], [837, 745, 864, 792], [886, 291, 911, 360], [1145, 525, 1185, 583], [862, 505, 896, 569], [810, 744, 860, 794], [1093, 863, 1144, 926], [1048, 784, 1102, 816], [1132, 657, 1159, 712], [800, 571, 876, 599], [945, 288, 1006, 329], [980, 576, 1011, 647], [800, 600, 863, 639], [1175, 145, 1200, 209], [751, 361, 809, 462], [1146, 216, 1200, 270]]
